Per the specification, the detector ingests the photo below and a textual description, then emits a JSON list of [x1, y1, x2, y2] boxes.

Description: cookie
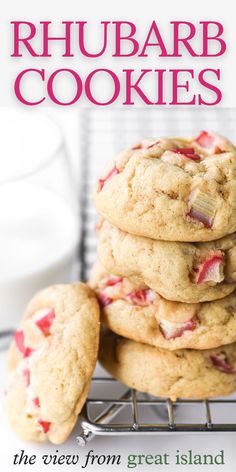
[[97, 220, 236, 303], [99, 329, 236, 400], [6, 283, 100, 444], [90, 262, 236, 350], [94, 132, 236, 242]]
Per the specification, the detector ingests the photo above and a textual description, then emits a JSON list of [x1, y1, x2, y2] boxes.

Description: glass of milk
[[0, 109, 79, 333]]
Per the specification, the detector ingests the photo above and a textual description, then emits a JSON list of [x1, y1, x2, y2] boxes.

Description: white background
[[1, 0, 236, 470]]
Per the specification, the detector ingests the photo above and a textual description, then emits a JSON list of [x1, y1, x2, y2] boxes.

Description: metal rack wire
[[77, 108, 236, 443], [76, 378, 236, 445]]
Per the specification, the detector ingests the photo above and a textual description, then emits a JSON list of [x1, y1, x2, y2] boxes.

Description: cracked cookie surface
[[90, 262, 236, 350], [99, 329, 236, 400], [97, 220, 236, 303], [6, 283, 100, 444], [94, 132, 236, 242]]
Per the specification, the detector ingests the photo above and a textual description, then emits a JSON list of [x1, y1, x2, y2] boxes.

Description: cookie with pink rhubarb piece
[[97, 220, 236, 303], [99, 329, 236, 401], [6, 283, 100, 444], [90, 262, 236, 350], [94, 131, 236, 242]]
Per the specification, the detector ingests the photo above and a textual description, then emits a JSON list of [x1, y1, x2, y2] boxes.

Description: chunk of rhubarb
[[33, 397, 40, 408], [132, 139, 160, 150], [38, 420, 50, 434], [187, 189, 217, 228], [195, 253, 224, 285], [34, 308, 55, 336], [195, 131, 222, 154], [104, 277, 123, 287], [14, 330, 25, 353], [172, 148, 201, 161], [22, 368, 30, 387], [195, 131, 215, 148], [126, 289, 154, 306], [98, 292, 113, 307], [98, 165, 120, 192], [209, 354, 235, 374], [14, 331, 34, 358], [160, 318, 196, 340]]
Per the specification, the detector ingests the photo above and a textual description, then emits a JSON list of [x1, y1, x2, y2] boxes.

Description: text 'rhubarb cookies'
[[94, 132, 236, 242], [6, 283, 100, 444]]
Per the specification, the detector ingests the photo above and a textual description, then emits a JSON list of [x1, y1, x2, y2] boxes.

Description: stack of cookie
[[92, 131, 236, 400]]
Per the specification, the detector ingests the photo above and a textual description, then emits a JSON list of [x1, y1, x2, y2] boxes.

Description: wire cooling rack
[[76, 379, 236, 445], [77, 107, 236, 443]]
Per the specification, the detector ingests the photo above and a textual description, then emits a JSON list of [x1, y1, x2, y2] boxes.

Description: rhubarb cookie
[[6, 283, 100, 444], [94, 131, 236, 242], [97, 220, 236, 303], [90, 262, 236, 350], [99, 330, 236, 400]]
